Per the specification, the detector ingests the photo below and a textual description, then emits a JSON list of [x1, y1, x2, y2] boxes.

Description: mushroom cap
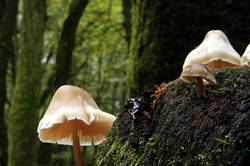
[[241, 44, 250, 67], [183, 30, 241, 69], [37, 85, 116, 146], [180, 64, 217, 84]]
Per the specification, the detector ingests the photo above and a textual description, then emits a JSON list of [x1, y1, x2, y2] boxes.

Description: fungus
[[183, 30, 241, 69], [180, 64, 217, 97], [241, 44, 250, 67], [37, 85, 116, 166]]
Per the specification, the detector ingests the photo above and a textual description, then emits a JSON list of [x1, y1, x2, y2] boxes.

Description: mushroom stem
[[72, 120, 84, 166], [195, 77, 205, 97]]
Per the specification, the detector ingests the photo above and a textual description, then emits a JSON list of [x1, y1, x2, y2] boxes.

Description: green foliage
[[72, 0, 128, 113]]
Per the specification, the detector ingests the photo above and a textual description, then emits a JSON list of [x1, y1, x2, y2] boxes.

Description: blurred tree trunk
[[38, 0, 89, 165], [0, 0, 18, 165], [8, 0, 46, 165], [0, 0, 4, 25], [40, 0, 89, 106], [128, 0, 250, 95], [122, 0, 132, 46]]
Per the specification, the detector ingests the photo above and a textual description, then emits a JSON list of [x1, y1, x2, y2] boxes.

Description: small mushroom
[[241, 44, 250, 67], [183, 30, 241, 69], [180, 64, 217, 97], [37, 85, 116, 166]]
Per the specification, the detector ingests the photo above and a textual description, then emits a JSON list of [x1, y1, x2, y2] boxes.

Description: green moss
[[193, 134, 234, 165], [167, 80, 197, 99], [145, 135, 158, 148], [97, 68, 250, 165], [194, 145, 225, 165], [96, 138, 144, 166]]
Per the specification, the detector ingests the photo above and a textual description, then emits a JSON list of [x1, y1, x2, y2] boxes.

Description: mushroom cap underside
[[37, 85, 116, 145], [180, 64, 217, 84], [38, 109, 116, 146]]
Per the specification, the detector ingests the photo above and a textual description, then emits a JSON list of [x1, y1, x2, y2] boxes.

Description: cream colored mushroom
[[37, 85, 116, 166], [241, 44, 250, 67], [183, 30, 241, 69], [181, 64, 217, 97]]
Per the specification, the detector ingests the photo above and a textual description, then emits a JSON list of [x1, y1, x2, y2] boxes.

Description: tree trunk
[[0, 0, 5, 25], [122, 0, 132, 46], [38, 1, 89, 165], [8, 0, 46, 165], [128, 0, 250, 95], [0, 0, 18, 165]]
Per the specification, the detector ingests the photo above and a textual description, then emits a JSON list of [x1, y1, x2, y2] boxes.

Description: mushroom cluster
[[37, 85, 116, 166], [181, 30, 242, 97]]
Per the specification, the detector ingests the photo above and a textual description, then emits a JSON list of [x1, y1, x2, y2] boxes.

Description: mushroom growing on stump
[[37, 85, 116, 166], [183, 30, 241, 69], [241, 44, 250, 67], [180, 64, 217, 97]]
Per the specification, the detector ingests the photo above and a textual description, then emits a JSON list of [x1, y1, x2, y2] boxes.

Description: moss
[[167, 80, 196, 98], [194, 144, 228, 166], [97, 68, 250, 166], [96, 138, 143, 166]]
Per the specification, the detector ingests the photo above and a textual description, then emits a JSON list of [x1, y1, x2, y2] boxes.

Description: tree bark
[[8, 0, 46, 165], [0, 0, 18, 165], [122, 0, 132, 46], [128, 0, 250, 95], [0, 0, 5, 25]]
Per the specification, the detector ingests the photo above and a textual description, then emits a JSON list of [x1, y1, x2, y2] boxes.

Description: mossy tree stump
[[96, 68, 250, 166]]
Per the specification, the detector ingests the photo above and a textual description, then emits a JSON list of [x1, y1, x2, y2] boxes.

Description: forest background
[[0, 0, 250, 166]]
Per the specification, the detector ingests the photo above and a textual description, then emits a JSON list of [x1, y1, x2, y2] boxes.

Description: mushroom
[[183, 30, 241, 69], [37, 85, 116, 166], [180, 64, 217, 97], [241, 44, 250, 67]]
